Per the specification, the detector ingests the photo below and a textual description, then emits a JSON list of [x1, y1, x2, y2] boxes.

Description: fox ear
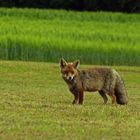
[[73, 60, 80, 68], [60, 58, 67, 68]]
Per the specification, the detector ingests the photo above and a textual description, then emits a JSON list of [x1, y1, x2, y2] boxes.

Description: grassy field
[[0, 8, 140, 65], [0, 61, 140, 140]]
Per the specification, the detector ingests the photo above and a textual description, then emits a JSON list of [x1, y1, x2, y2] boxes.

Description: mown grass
[[0, 61, 140, 140], [0, 8, 140, 65]]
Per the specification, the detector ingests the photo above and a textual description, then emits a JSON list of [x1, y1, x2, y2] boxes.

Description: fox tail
[[114, 74, 128, 105]]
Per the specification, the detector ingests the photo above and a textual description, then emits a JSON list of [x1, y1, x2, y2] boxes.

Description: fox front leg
[[72, 93, 79, 104], [72, 91, 83, 105], [70, 87, 83, 105], [69, 88, 79, 104], [78, 90, 84, 104]]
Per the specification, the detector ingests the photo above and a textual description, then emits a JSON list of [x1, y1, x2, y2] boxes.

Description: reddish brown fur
[[60, 58, 128, 105]]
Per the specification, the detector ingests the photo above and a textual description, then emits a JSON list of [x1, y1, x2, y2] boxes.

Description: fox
[[60, 58, 128, 105]]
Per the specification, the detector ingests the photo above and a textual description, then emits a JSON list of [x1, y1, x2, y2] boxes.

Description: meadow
[[0, 8, 140, 140], [0, 61, 140, 140], [0, 8, 140, 65]]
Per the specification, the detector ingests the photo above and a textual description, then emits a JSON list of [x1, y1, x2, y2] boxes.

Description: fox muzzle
[[65, 72, 75, 81]]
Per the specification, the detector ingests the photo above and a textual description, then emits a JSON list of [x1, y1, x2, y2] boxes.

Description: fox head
[[60, 58, 79, 81]]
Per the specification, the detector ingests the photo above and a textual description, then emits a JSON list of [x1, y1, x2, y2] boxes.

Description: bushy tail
[[115, 75, 128, 105]]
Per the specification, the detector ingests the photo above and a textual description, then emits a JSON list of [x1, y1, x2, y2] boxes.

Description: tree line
[[0, 0, 140, 13]]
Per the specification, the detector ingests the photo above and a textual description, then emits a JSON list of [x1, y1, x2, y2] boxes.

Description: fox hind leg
[[108, 90, 117, 104], [111, 94, 117, 104], [99, 90, 108, 104]]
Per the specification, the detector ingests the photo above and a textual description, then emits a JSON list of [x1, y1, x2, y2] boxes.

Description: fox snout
[[65, 72, 75, 80]]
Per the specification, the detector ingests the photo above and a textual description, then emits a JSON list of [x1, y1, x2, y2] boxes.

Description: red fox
[[60, 58, 128, 105]]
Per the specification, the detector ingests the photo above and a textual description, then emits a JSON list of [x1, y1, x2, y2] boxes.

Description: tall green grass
[[0, 8, 140, 65]]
